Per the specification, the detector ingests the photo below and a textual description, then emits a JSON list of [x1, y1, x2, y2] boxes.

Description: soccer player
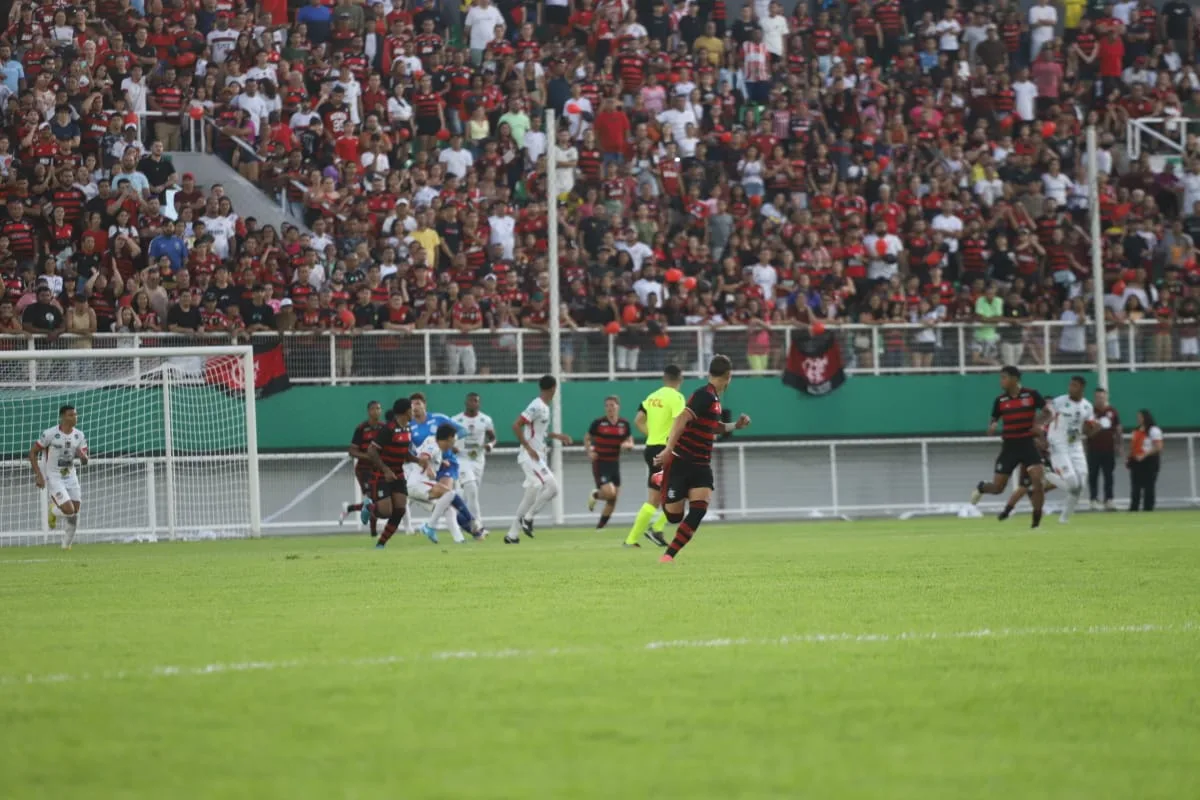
[[406, 392, 467, 534], [654, 355, 751, 562], [584, 396, 634, 529], [506, 375, 573, 544], [969, 365, 1055, 528], [367, 398, 417, 548], [998, 433, 1060, 521], [410, 423, 487, 544], [1044, 375, 1097, 523], [341, 400, 384, 535], [451, 392, 495, 523], [624, 365, 685, 548], [29, 405, 89, 550]]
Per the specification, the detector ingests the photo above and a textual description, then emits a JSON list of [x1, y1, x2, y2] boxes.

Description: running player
[[654, 355, 751, 562], [969, 365, 1055, 528], [451, 392, 495, 523], [1044, 375, 1097, 523], [506, 375, 573, 544], [584, 396, 634, 529], [624, 365, 684, 548], [998, 432, 1060, 520], [410, 423, 486, 544], [341, 400, 384, 535], [29, 405, 89, 550], [406, 392, 467, 535], [367, 398, 417, 548]]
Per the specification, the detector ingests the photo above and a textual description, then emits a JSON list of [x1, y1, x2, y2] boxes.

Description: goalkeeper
[[623, 365, 685, 549]]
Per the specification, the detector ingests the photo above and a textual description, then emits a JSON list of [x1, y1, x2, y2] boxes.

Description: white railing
[[4, 435, 1196, 546], [1, 319, 1196, 385], [1126, 116, 1200, 160]]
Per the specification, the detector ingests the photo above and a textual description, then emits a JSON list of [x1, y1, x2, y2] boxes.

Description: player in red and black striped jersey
[[340, 400, 385, 536], [653, 355, 751, 562], [584, 396, 634, 530], [367, 397, 417, 547], [969, 366, 1055, 527]]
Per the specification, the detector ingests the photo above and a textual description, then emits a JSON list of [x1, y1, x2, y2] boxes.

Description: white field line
[[1, 623, 1194, 688], [0, 559, 55, 565]]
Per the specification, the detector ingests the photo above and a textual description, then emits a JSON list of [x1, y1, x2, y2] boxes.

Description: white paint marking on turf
[[0, 559, 55, 565], [2, 623, 1195, 688]]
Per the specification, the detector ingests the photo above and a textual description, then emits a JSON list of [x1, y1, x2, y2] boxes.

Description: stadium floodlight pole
[[1087, 125, 1109, 390], [546, 108, 565, 526]]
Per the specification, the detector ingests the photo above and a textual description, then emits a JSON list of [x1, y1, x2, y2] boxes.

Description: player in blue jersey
[[400, 392, 467, 534], [411, 423, 488, 543]]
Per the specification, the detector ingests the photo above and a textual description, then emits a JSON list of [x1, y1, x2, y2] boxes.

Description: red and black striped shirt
[[351, 419, 384, 475], [588, 416, 631, 462], [371, 420, 413, 471], [991, 388, 1049, 440], [675, 384, 723, 464], [413, 91, 443, 118]]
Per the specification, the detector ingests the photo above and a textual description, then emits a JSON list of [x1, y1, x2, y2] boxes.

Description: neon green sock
[[625, 503, 658, 545], [651, 511, 667, 533]]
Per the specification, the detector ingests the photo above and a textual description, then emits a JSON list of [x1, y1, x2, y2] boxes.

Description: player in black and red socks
[[653, 355, 751, 562], [341, 400, 384, 536], [367, 398, 417, 548], [584, 396, 634, 530]]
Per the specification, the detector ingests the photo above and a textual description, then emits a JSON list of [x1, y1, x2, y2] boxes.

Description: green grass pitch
[[3, 513, 1200, 799]]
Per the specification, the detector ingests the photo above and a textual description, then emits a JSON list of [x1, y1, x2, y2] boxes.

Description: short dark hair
[[604, 395, 620, 404], [465, 392, 480, 401], [59, 405, 74, 417], [539, 374, 557, 391], [408, 391, 426, 404], [708, 354, 733, 378], [367, 400, 381, 410], [1001, 365, 1021, 379], [663, 364, 682, 381], [1070, 375, 1086, 387], [436, 423, 458, 441], [387, 397, 412, 420]]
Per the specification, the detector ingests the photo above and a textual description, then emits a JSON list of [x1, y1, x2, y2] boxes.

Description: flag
[[782, 330, 846, 396], [203, 340, 291, 399]]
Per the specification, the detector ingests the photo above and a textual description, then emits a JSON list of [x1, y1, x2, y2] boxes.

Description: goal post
[[0, 345, 261, 545]]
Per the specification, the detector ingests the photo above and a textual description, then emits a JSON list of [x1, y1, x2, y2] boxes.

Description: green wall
[[256, 372, 1200, 451]]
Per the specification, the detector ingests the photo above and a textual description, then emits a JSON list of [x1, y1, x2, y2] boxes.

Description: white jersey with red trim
[[517, 396, 551, 463], [37, 425, 88, 478]]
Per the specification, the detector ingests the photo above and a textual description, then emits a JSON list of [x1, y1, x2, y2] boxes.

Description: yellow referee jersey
[[639, 386, 686, 446]]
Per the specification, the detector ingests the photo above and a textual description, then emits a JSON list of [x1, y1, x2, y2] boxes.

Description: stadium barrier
[[1, 318, 1196, 386], [2, 435, 1196, 546]]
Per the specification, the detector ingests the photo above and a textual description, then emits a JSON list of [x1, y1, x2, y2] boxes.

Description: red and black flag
[[204, 339, 291, 399], [783, 328, 846, 396]]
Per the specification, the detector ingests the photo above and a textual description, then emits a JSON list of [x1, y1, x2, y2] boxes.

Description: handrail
[[1125, 116, 1200, 160]]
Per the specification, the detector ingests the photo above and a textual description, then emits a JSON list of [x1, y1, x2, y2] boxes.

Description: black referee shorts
[[644, 445, 665, 489], [995, 438, 1044, 477]]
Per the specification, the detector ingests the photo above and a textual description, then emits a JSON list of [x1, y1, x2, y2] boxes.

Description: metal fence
[[1, 319, 1197, 385], [4, 435, 1197, 546]]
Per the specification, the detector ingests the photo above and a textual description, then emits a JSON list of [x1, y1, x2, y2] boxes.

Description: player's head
[[366, 400, 382, 422], [1094, 387, 1108, 407], [538, 374, 557, 399], [408, 392, 427, 419], [464, 392, 480, 414], [708, 354, 733, 392], [1068, 375, 1086, 400], [1000, 365, 1021, 391], [435, 422, 458, 451], [604, 395, 620, 417], [663, 364, 682, 387], [387, 397, 413, 424], [59, 405, 76, 428]]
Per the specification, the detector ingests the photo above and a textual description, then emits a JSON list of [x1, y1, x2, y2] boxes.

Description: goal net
[[0, 345, 261, 546]]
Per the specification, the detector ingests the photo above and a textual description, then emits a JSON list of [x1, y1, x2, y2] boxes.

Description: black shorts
[[644, 445, 665, 488], [996, 438, 1044, 476], [416, 115, 442, 137], [592, 460, 621, 489], [381, 478, 408, 497], [356, 471, 386, 501], [544, 5, 569, 26], [1020, 454, 1054, 488], [661, 457, 714, 505]]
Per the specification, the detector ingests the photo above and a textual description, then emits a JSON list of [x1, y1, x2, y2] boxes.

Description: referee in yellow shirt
[[624, 365, 686, 548]]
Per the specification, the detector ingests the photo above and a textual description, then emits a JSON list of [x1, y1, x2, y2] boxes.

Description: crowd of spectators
[[1, 0, 1200, 377]]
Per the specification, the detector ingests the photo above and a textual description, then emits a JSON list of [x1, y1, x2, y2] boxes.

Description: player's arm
[[987, 397, 1000, 436], [513, 414, 539, 461], [28, 440, 46, 489], [348, 426, 367, 461], [584, 419, 597, 461], [484, 421, 496, 452], [634, 404, 648, 437], [722, 414, 751, 433], [1034, 392, 1055, 428], [654, 409, 694, 466], [77, 437, 88, 466], [366, 440, 396, 481]]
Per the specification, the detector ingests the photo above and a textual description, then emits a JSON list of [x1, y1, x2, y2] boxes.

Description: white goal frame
[[0, 345, 261, 542]]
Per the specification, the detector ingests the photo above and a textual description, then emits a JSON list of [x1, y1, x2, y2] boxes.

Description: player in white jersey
[[506, 375, 573, 543], [451, 392, 495, 523], [409, 424, 472, 544], [1045, 375, 1097, 523], [28, 405, 89, 549]]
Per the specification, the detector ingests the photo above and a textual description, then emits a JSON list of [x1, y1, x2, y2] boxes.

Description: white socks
[[427, 491, 457, 529], [63, 515, 78, 548], [526, 477, 559, 521], [508, 485, 539, 538]]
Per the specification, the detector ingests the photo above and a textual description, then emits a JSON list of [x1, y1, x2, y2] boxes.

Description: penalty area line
[[3, 622, 1194, 688]]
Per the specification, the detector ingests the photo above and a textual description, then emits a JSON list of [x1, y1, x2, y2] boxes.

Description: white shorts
[[518, 456, 554, 489], [459, 457, 485, 484], [406, 475, 439, 504], [1049, 445, 1087, 488], [46, 473, 81, 507]]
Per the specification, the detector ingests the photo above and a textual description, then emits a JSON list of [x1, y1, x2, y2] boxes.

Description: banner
[[204, 340, 291, 399], [782, 331, 846, 396]]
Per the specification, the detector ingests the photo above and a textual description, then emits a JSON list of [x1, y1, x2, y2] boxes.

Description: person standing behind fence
[[1087, 388, 1121, 511], [1127, 409, 1164, 512]]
